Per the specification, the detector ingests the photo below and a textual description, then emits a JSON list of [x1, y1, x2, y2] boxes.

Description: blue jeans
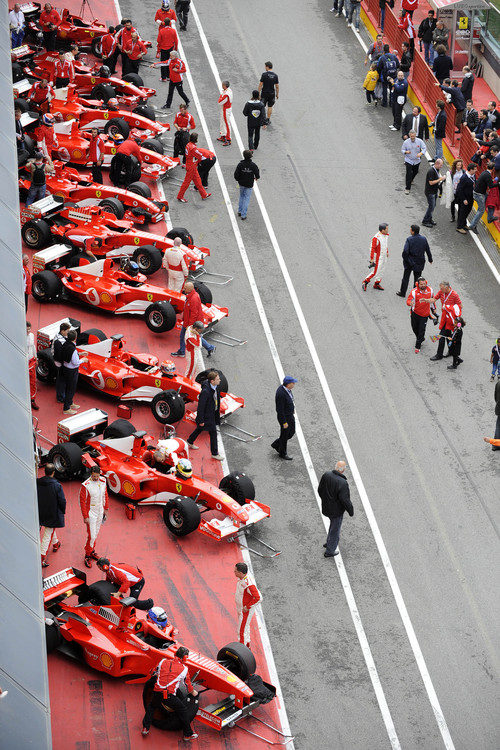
[[434, 137, 443, 160], [178, 325, 214, 355], [469, 191, 486, 229], [26, 183, 46, 206], [423, 193, 437, 223], [380, 6, 385, 30], [348, 3, 360, 29], [344, 0, 352, 18], [326, 516, 343, 554], [491, 362, 499, 378], [11, 29, 24, 48], [238, 186, 253, 218], [423, 41, 435, 65]]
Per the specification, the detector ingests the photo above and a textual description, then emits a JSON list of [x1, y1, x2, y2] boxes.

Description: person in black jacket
[[439, 79, 466, 132], [243, 90, 266, 151], [271, 376, 297, 460], [423, 159, 446, 227], [463, 100, 479, 131], [417, 10, 437, 65], [447, 316, 465, 370], [460, 66, 474, 101], [234, 150, 260, 220], [37, 463, 66, 567], [396, 224, 433, 296], [431, 99, 447, 161], [318, 461, 353, 558], [402, 106, 429, 141], [455, 163, 477, 232], [187, 370, 223, 459], [432, 45, 453, 84]]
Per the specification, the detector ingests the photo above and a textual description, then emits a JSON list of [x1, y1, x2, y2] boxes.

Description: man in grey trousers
[[318, 460, 354, 557]]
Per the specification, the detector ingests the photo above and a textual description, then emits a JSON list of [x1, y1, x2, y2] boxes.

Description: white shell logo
[[107, 472, 121, 492], [90, 370, 105, 389], [85, 288, 100, 305]]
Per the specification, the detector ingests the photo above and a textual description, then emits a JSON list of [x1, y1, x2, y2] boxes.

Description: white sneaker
[[211, 454, 224, 461], [187, 442, 200, 450]]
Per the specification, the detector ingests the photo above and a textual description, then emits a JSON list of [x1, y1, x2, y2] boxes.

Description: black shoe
[[279, 454, 293, 460], [469, 226, 478, 234], [324, 551, 339, 558], [240, 216, 247, 220], [161, 104, 171, 110], [271, 442, 279, 453], [456, 357, 463, 366], [447, 364, 457, 370], [206, 346, 216, 358], [492, 446, 500, 451], [238, 211, 241, 216], [430, 355, 443, 361], [323, 543, 327, 548], [422, 222, 433, 228], [443, 351, 452, 358], [396, 291, 405, 298], [430, 220, 437, 226]]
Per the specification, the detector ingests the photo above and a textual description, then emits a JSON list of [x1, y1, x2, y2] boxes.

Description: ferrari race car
[[22, 197, 208, 272], [19, 162, 167, 224], [37, 321, 244, 424], [30, 255, 227, 333], [47, 410, 271, 542], [43, 566, 274, 731]]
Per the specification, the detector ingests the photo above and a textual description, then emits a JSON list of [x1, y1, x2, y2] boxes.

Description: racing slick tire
[[23, 134, 36, 157], [217, 642, 256, 681], [14, 96, 29, 113], [142, 677, 199, 730], [22, 219, 52, 249], [193, 281, 212, 305], [45, 611, 62, 653], [132, 104, 156, 122], [141, 138, 164, 155], [145, 302, 177, 333], [166, 227, 193, 246], [151, 390, 186, 424], [104, 117, 130, 139], [127, 181, 151, 199], [196, 369, 229, 395], [31, 271, 63, 302], [90, 36, 103, 57], [48, 442, 83, 480], [90, 83, 115, 102], [132, 245, 162, 275], [99, 197, 125, 219], [78, 328, 107, 345], [219, 472, 255, 505], [163, 497, 201, 537], [122, 72, 144, 87], [103, 419, 136, 439], [12, 64, 25, 83], [36, 349, 57, 383]]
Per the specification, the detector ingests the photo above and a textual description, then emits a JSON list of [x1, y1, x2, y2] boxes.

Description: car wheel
[[47, 442, 83, 480], [36, 349, 57, 383], [103, 419, 136, 439], [127, 181, 151, 199], [104, 117, 130, 139], [219, 472, 255, 505], [90, 36, 103, 57], [132, 245, 162, 275], [90, 83, 115, 102], [78, 328, 107, 345], [122, 72, 144, 87], [196, 369, 229, 394], [31, 271, 63, 303], [151, 389, 186, 424], [163, 497, 201, 537], [217, 642, 256, 681], [99, 197, 125, 219], [45, 611, 62, 653], [166, 226, 193, 246], [141, 138, 164, 155], [144, 302, 177, 333], [193, 280, 212, 305], [132, 104, 156, 122], [22, 219, 51, 249]]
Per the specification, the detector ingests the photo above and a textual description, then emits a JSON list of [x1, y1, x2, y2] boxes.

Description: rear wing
[[43, 567, 86, 604]]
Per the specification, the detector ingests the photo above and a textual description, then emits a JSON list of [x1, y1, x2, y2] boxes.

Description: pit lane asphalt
[[123, 1, 500, 747]]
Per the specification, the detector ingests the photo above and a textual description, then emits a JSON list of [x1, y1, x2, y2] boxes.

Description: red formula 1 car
[[43, 566, 274, 732], [22, 198, 208, 273], [47, 412, 270, 542], [31, 256, 227, 333], [19, 161, 167, 225], [37, 321, 244, 423]]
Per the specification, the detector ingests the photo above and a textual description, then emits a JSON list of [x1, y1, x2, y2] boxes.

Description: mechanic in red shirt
[[100, 26, 118, 74], [171, 279, 215, 357], [173, 102, 195, 161], [142, 646, 198, 740], [116, 136, 143, 163], [115, 19, 136, 76], [27, 78, 54, 113], [156, 18, 178, 81], [176, 132, 209, 202], [123, 31, 147, 75], [52, 51, 75, 88], [96, 558, 146, 598], [429, 282, 462, 361], [39, 3, 60, 50], [154, 0, 177, 26], [197, 145, 216, 189], [87, 127, 105, 183], [34, 113, 59, 160], [163, 50, 189, 109], [406, 277, 437, 353]]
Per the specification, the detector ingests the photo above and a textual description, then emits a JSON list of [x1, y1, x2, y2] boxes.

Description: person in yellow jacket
[[363, 62, 379, 105]]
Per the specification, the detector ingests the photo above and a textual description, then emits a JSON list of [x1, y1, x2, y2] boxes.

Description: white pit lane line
[[186, 4, 459, 749]]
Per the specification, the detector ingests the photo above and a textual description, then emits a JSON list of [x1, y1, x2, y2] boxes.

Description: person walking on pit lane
[[37, 463, 66, 567], [176, 133, 210, 203], [159, 51, 189, 109], [446, 316, 465, 370], [396, 224, 433, 297], [258, 62, 279, 125], [234, 562, 262, 648], [362, 223, 389, 291], [271, 376, 297, 461], [429, 281, 462, 361], [176, 0, 191, 31], [377, 44, 399, 108], [80, 465, 109, 568], [423, 158, 446, 227], [405, 277, 437, 353], [187, 370, 223, 460], [243, 90, 266, 151], [171, 280, 215, 357], [490, 338, 500, 381], [401, 130, 426, 194], [217, 80, 233, 145], [318, 461, 354, 558], [402, 105, 429, 141], [234, 150, 260, 220], [184, 320, 204, 380]]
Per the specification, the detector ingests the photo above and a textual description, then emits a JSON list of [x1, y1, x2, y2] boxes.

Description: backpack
[[384, 55, 397, 77]]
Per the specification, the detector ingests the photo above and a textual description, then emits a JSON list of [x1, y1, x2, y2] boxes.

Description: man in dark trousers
[[243, 90, 266, 151], [187, 370, 223, 459], [37, 463, 66, 567], [402, 106, 429, 141], [455, 162, 477, 233], [422, 158, 446, 227], [493, 379, 500, 450], [318, 460, 354, 558], [271, 376, 297, 461], [258, 61, 279, 125], [396, 224, 433, 297], [439, 79, 466, 133]]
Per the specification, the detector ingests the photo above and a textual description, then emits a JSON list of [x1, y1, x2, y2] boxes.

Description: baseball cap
[[283, 376, 297, 385]]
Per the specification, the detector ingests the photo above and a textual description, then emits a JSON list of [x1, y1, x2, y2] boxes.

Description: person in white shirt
[[61, 329, 87, 414], [162, 237, 188, 292], [27, 321, 39, 410], [9, 4, 25, 47]]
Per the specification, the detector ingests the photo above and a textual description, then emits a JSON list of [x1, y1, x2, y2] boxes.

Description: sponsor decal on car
[[122, 480, 135, 496], [104, 376, 118, 390], [99, 653, 114, 669], [100, 292, 112, 304], [176, 483, 183, 493]]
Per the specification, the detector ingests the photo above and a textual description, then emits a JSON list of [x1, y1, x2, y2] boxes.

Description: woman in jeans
[[450, 159, 464, 222]]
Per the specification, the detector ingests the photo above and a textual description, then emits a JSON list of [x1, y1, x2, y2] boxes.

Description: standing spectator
[[460, 66, 475, 101], [365, 33, 384, 65], [9, 4, 25, 47], [449, 158, 464, 222], [173, 102, 195, 161], [258, 62, 279, 125], [431, 99, 447, 161], [22, 254, 31, 311], [156, 19, 178, 81], [423, 159, 445, 227], [396, 224, 433, 297], [389, 70, 408, 131], [25, 151, 53, 206], [234, 562, 261, 648], [123, 32, 147, 76], [162, 237, 188, 292], [432, 45, 453, 84], [405, 277, 437, 354], [100, 27, 118, 74], [402, 105, 429, 141], [176, 0, 191, 31], [429, 281, 462, 361], [438, 79, 466, 133], [418, 10, 437, 65], [61, 329, 83, 415], [475, 109, 490, 138], [363, 62, 379, 104], [39, 3, 60, 51], [377, 45, 399, 108], [184, 320, 204, 380], [486, 168, 500, 223], [52, 321, 70, 404], [362, 222, 390, 291], [446, 317, 465, 370], [490, 338, 500, 381], [87, 128, 105, 183], [432, 20, 449, 53], [80, 466, 109, 568], [348, 0, 361, 31], [379, 0, 388, 31], [401, 0, 418, 19], [401, 130, 427, 194], [399, 41, 413, 81], [468, 168, 499, 233], [318, 461, 354, 558], [197, 146, 216, 188], [455, 163, 477, 232], [155, 0, 177, 26], [271, 376, 297, 460], [486, 101, 500, 130], [234, 150, 260, 220], [217, 81, 233, 145], [27, 321, 39, 411], [37, 464, 66, 567], [171, 280, 214, 356], [176, 133, 210, 202], [243, 90, 266, 151], [463, 100, 479, 131], [187, 371, 223, 459], [161, 51, 189, 109]]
